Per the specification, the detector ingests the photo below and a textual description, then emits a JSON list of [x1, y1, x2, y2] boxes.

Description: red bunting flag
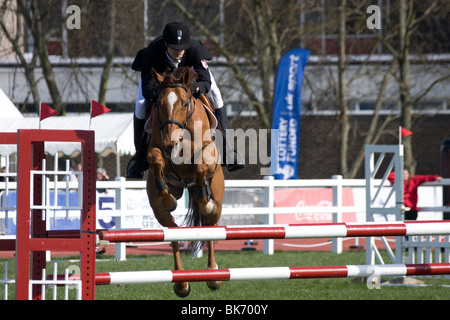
[[90, 99, 111, 118], [40, 102, 59, 121], [400, 127, 413, 137]]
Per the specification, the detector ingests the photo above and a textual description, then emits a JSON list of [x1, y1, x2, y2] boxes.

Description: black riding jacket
[[131, 36, 212, 102]]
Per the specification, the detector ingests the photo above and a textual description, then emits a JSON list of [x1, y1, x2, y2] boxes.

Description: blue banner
[[271, 49, 310, 179]]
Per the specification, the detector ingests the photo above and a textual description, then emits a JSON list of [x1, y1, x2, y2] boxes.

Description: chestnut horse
[[146, 67, 224, 297]]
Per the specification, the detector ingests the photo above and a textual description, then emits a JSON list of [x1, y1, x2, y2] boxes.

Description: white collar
[[166, 51, 182, 65]]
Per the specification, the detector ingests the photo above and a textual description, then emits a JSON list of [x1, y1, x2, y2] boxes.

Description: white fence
[[1, 261, 82, 300], [2, 173, 450, 259], [2, 173, 450, 298]]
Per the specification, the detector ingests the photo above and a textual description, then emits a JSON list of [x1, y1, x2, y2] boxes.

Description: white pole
[[332, 175, 343, 254], [263, 176, 274, 255]]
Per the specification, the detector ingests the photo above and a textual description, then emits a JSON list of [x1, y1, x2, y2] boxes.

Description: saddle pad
[[199, 95, 218, 130]]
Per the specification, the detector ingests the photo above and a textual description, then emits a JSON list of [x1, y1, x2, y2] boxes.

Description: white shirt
[[166, 51, 181, 68]]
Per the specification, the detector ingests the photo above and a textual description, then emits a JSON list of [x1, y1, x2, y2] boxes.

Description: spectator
[[69, 163, 82, 182], [0, 166, 14, 184], [0, 167, 5, 182], [96, 168, 110, 194], [388, 168, 443, 220]]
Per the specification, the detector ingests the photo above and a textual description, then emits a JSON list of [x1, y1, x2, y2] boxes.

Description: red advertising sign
[[274, 188, 357, 224]]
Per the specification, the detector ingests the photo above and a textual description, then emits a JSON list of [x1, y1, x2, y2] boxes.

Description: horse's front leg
[[196, 171, 218, 218], [194, 140, 220, 218], [146, 169, 189, 298], [148, 147, 177, 212]]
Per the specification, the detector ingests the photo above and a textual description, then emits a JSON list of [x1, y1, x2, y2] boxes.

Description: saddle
[[199, 94, 218, 130]]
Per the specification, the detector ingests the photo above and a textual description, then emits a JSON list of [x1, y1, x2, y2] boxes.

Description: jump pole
[[99, 221, 450, 243], [62, 263, 450, 285]]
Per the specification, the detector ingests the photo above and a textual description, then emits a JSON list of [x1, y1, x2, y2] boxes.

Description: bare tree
[[0, 0, 41, 112], [168, 0, 304, 129], [397, 0, 416, 172], [311, 0, 449, 178], [346, 61, 399, 178], [381, 0, 449, 174], [17, 0, 64, 114], [98, 0, 116, 105], [337, 0, 350, 177]]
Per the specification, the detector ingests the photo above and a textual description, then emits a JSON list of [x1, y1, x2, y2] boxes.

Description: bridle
[[156, 84, 195, 131]]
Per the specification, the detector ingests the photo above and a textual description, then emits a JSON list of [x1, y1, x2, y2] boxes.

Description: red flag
[[40, 102, 58, 121], [401, 127, 413, 137], [90, 99, 111, 118]]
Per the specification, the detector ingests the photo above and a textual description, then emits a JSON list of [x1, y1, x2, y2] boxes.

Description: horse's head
[[152, 67, 197, 158]]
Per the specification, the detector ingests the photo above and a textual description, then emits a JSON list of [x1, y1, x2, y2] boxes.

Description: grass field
[[2, 250, 450, 301]]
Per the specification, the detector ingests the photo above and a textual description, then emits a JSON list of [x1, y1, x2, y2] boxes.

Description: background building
[[0, 0, 448, 179]]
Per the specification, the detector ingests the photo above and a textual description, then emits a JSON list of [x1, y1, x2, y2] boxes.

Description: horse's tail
[[185, 195, 207, 252]]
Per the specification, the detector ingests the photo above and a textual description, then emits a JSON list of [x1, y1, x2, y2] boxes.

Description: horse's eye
[[184, 100, 190, 108]]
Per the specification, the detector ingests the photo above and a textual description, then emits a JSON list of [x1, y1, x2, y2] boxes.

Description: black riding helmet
[[163, 22, 191, 50]]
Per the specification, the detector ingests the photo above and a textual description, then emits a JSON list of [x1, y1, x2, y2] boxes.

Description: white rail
[[0, 261, 82, 300], [2, 174, 450, 259]]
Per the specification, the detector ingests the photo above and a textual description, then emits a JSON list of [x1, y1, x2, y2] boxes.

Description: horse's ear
[[152, 68, 164, 85], [182, 67, 191, 85]]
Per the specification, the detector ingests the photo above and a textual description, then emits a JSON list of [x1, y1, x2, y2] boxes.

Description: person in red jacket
[[388, 168, 442, 220]]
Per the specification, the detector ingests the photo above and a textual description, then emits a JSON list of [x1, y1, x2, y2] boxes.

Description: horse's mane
[[161, 67, 198, 91], [160, 67, 218, 109]]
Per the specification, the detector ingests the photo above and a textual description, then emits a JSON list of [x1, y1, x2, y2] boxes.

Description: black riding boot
[[214, 107, 244, 172], [126, 115, 149, 179]]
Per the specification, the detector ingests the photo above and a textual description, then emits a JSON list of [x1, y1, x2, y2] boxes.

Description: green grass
[[2, 250, 450, 300]]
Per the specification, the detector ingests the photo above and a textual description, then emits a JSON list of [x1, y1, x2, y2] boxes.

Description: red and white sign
[[274, 188, 357, 224]]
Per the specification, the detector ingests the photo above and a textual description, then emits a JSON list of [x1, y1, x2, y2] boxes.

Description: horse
[[145, 67, 224, 297]]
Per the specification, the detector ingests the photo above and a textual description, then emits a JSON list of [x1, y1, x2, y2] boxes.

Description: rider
[[126, 21, 243, 179]]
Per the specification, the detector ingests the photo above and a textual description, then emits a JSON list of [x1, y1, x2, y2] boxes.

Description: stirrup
[[224, 150, 245, 172], [227, 162, 245, 172]]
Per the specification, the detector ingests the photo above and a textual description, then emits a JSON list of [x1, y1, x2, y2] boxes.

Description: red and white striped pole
[[64, 263, 450, 285], [99, 221, 450, 243]]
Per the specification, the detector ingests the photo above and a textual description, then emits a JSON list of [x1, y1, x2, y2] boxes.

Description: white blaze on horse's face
[[167, 91, 178, 116]]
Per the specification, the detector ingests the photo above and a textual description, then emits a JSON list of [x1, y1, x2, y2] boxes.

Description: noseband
[[156, 84, 195, 130]]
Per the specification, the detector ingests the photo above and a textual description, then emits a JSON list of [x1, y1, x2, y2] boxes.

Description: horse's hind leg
[[205, 169, 224, 290], [171, 241, 191, 298], [206, 240, 222, 290]]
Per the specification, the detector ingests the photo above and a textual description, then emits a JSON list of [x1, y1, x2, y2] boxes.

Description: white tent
[[0, 113, 134, 176], [0, 88, 23, 119]]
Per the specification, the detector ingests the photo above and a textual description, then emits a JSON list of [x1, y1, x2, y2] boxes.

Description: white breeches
[[134, 79, 147, 120], [209, 71, 224, 109]]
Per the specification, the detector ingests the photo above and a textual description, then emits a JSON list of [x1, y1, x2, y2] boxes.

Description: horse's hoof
[[206, 280, 222, 290], [206, 264, 221, 290], [173, 282, 190, 298], [200, 199, 217, 216]]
